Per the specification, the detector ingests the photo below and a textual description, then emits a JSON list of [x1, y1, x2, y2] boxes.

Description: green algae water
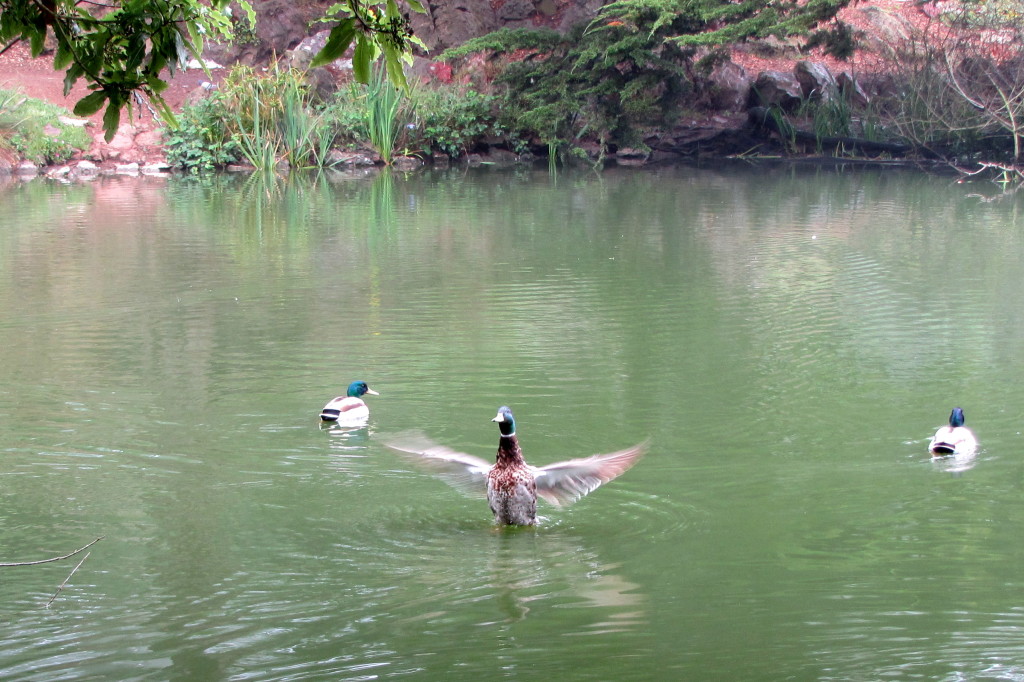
[[2, 165, 1024, 679]]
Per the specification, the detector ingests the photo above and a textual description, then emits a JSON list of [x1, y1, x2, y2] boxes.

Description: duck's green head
[[347, 381, 378, 398], [949, 407, 965, 428], [492, 406, 516, 437]]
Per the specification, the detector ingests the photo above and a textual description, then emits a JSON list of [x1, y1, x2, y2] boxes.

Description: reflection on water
[[1, 166, 1024, 679]]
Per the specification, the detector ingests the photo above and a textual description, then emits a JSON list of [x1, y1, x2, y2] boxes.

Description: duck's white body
[[929, 425, 977, 456], [929, 407, 977, 457], [320, 381, 378, 424], [320, 396, 370, 424]]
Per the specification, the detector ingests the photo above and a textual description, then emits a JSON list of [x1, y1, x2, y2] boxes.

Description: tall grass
[[362, 67, 403, 164], [222, 63, 337, 171], [0, 90, 29, 137]]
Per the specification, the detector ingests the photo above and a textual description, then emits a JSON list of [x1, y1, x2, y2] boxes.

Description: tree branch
[[45, 551, 92, 607], [0, 536, 104, 567]]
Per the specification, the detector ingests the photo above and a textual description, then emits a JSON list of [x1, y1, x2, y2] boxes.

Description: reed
[[362, 67, 403, 165], [225, 62, 335, 171]]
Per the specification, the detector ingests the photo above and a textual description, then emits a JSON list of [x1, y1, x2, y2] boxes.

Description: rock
[[749, 70, 803, 111], [100, 126, 136, 152], [497, 0, 534, 21], [393, 155, 424, 170], [481, 148, 520, 167], [795, 61, 838, 102], [134, 129, 164, 148], [203, 0, 309, 66], [115, 162, 140, 175], [286, 30, 349, 101], [142, 163, 171, 175], [556, 0, 605, 32], [707, 60, 751, 112], [184, 82, 217, 107], [71, 160, 99, 180], [58, 116, 90, 127], [614, 148, 650, 166], [410, 1, 502, 51], [16, 161, 38, 176], [854, 6, 920, 58], [326, 150, 377, 167], [187, 58, 221, 69], [836, 71, 870, 107]]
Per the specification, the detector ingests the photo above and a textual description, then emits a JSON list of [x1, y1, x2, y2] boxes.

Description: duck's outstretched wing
[[532, 440, 649, 507], [384, 431, 492, 497]]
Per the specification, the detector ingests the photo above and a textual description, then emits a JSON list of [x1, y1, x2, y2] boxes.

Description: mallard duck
[[929, 407, 977, 456], [386, 406, 648, 526], [320, 381, 378, 423]]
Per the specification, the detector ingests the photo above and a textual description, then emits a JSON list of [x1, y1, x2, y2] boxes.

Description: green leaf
[[54, 40, 74, 71], [352, 34, 373, 84], [63, 64, 84, 96], [406, 0, 426, 13], [382, 44, 408, 92], [102, 101, 122, 142], [73, 91, 108, 117], [28, 26, 44, 56], [147, 76, 170, 94], [311, 19, 356, 67]]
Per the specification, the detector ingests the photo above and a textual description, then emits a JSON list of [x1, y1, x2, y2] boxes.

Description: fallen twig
[[0, 536, 104, 567], [46, 552, 91, 608]]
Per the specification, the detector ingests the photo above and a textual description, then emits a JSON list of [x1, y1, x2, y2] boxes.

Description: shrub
[[409, 86, 500, 158], [163, 94, 241, 173]]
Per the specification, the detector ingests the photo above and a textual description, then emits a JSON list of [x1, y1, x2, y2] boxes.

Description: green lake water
[[2, 165, 1024, 680]]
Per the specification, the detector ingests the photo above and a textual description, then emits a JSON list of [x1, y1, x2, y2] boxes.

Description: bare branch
[[46, 552, 91, 608], [0, 537, 104, 567]]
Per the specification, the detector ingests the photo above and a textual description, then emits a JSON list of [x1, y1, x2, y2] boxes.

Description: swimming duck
[[386, 406, 648, 526], [929, 407, 977, 456], [320, 381, 378, 423]]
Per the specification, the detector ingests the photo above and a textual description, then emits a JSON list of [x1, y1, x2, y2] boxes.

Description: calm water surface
[[2, 165, 1024, 680]]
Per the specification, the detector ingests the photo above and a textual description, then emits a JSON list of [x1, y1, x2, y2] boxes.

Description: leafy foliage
[[164, 63, 339, 172], [0, 0, 248, 141], [0, 0, 423, 142], [311, 0, 427, 91], [0, 88, 90, 164], [411, 86, 500, 158], [442, 25, 688, 159], [162, 94, 241, 173], [596, 0, 855, 49]]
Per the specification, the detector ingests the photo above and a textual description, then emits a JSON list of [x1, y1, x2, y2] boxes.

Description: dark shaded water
[[2, 166, 1024, 679]]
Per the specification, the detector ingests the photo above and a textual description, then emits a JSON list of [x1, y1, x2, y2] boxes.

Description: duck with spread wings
[[386, 406, 648, 526]]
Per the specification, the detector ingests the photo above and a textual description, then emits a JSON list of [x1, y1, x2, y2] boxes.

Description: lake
[[1, 164, 1023, 680]]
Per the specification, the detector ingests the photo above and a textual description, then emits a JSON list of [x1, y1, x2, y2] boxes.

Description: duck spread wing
[[532, 440, 649, 507], [385, 431, 492, 496]]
